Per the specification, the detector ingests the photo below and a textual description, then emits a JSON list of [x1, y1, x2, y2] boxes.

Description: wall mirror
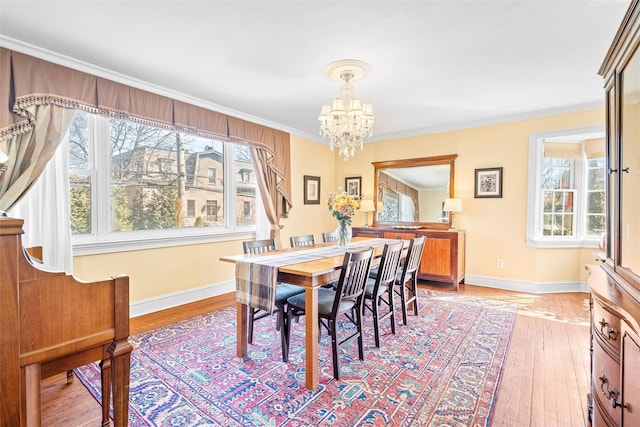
[[373, 154, 456, 230]]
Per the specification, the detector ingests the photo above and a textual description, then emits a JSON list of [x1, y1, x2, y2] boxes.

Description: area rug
[[75, 289, 517, 426]]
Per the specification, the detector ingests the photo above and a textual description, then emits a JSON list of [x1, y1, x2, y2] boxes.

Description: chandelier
[[318, 60, 375, 161]]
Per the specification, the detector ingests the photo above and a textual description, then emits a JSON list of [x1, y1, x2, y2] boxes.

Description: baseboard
[[130, 280, 235, 318], [130, 275, 588, 318], [464, 274, 588, 294]]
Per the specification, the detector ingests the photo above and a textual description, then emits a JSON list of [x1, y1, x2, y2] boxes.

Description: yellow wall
[[74, 108, 604, 304], [73, 135, 336, 303], [336, 108, 604, 287]]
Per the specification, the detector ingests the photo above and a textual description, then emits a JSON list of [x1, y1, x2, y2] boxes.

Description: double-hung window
[[69, 111, 257, 253], [526, 126, 606, 248]]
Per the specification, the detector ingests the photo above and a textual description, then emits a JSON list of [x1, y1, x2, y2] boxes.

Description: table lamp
[[359, 199, 376, 227], [443, 198, 463, 231]]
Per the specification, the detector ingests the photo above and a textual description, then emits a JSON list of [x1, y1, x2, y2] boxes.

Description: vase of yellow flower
[[327, 191, 360, 248]]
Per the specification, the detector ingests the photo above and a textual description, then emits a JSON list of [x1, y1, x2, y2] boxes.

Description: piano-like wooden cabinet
[[352, 226, 465, 290], [589, 1, 640, 424], [0, 217, 132, 426]]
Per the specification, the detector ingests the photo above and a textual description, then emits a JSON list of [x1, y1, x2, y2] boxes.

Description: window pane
[[184, 138, 224, 227], [70, 174, 91, 234], [68, 111, 92, 235], [234, 145, 256, 227], [69, 111, 90, 169], [110, 120, 178, 231]]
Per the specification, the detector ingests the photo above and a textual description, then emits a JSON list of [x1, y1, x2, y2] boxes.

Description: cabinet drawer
[[383, 231, 416, 240], [593, 298, 622, 355], [593, 341, 622, 426]]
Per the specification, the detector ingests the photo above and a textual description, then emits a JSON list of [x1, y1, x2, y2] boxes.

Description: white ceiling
[[0, 1, 631, 143]]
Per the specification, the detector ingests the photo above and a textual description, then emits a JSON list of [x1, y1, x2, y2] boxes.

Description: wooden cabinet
[[589, 2, 640, 424], [352, 226, 465, 290]]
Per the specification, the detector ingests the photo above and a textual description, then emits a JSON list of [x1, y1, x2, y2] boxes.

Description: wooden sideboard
[[352, 226, 465, 290], [587, 265, 640, 426]]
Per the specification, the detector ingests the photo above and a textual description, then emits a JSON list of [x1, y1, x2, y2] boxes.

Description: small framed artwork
[[345, 176, 362, 199], [474, 167, 503, 198], [303, 175, 321, 204]]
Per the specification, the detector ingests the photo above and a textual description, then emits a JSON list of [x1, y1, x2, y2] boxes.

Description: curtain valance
[[0, 47, 292, 217]]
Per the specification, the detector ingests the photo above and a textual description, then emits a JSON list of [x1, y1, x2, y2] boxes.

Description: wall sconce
[[443, 198, 463, 231], [359, 199, 376, 227]]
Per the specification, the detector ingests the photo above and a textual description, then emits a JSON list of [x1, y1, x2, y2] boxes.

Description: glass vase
[[336, 219, 352, 248]]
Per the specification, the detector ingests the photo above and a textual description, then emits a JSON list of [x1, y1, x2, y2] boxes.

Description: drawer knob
[[598, 318, 618, 340], [599, 375, 627, 410]]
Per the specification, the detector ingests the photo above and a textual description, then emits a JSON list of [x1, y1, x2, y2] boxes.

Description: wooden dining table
[[220, 237, 395, 391]]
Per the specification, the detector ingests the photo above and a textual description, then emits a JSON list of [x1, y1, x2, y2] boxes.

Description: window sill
[[525, 237, 600, 249], [73, 229, 256, 256]]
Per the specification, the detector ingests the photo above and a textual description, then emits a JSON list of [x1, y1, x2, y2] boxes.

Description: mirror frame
[[373, 154, 457, 230]]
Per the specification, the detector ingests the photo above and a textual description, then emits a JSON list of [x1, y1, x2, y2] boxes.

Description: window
[[68, 111, 256, 251], [243, 201, 251, 217], [526, 126, 606, 247], [187, 200, 195, 217]]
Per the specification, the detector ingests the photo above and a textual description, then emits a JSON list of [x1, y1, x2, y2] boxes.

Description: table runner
[[235, 238, 395, 312]]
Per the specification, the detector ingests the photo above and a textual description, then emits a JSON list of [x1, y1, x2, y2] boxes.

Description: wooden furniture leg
[[304, 286, 319, 390], [99, 355, 111, 427], [108, 339, 132, 427], [236, 302, 248, 357]]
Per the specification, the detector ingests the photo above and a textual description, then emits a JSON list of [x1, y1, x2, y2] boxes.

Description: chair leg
[[277, 302, 289, 362], [356, 307, 365, 361], [372, 296, 381, 348], [248, 308, 256, 344], [388, 286, 396, 335], [397, 280, 408, 325], [330, 318, 340, 380], [411, 277, 419, 315]]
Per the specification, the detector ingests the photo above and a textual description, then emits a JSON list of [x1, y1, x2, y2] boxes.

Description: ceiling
[[0, 1, 631, 144]]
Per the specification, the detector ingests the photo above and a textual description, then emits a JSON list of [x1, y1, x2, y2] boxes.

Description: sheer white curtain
[[8, 130, 73, 274]]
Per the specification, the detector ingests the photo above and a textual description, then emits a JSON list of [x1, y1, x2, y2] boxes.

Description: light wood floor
[[40, 282, 591, 426]]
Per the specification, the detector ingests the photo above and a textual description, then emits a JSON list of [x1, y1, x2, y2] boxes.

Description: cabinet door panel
[[622, 323, 640, 426], [593, 341, 622, 426], [421, 236, 451, 276]]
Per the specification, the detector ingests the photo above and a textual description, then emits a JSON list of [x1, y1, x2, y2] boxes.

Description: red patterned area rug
[[75, 289, 517, 426]]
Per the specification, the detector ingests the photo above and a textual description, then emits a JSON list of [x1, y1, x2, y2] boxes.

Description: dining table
[[220, 237, 399, 391]]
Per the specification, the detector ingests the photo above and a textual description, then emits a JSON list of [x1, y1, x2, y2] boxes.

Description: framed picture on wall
[[345, 176, 362, 199], [304, 175, 321, 204], [474, 167, 503, 198]]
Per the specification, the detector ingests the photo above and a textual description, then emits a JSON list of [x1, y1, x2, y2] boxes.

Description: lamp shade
[[359, 199, 376, 213], [443, 198, 463, 213]]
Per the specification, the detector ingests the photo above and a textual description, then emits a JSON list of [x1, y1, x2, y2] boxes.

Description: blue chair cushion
[[288, 287, 354, 315], [365, 277, 388, 298], [275, 284, 305, 303]]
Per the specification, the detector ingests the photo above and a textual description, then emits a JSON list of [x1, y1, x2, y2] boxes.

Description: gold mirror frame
[[373, 154, 457, 230]]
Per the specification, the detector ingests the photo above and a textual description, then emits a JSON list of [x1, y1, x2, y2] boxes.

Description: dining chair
[[322, 231, 339, 243], [395, 236, 426, 325], [290, 234, 316, 248], [242, 239, 304, 362], [285, 247, 374, 380], [362, 241, 404, 347]]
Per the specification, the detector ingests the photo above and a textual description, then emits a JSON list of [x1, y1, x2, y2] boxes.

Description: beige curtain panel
[[0, 47, 292, 217]]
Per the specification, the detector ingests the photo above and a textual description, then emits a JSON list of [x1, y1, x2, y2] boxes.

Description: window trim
[[526, 125, 605, 248]]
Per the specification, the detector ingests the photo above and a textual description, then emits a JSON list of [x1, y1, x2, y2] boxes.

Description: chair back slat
[[399, 236, 426, 282], [322, 231, 339, 242], [243, 238, 277, 254], [334, 248, 374, 309], [376, 241, 405, 288], [290, 234, 316, 248]]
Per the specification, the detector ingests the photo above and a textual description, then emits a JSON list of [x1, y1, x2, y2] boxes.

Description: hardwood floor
[[40, 283, 591, 426]]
